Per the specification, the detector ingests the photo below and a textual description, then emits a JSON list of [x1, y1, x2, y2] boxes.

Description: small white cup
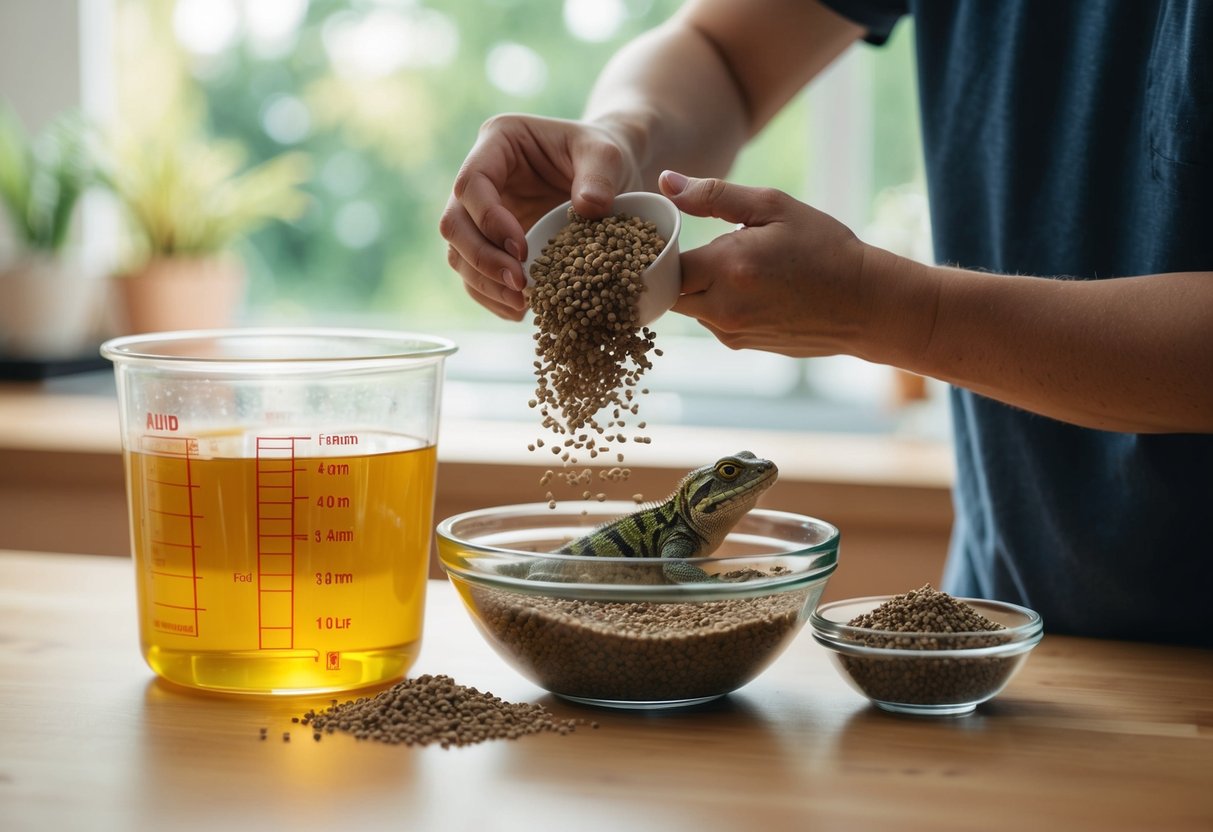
[[522, 191, 682, 327]]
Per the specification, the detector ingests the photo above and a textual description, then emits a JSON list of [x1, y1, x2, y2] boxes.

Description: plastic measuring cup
[[101, 328, 457, 695]]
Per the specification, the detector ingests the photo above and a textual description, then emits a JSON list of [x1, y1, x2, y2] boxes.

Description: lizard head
[[678, 451, 778, 553]]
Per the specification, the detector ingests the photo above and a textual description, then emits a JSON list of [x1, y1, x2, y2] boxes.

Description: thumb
[[659, 170, 783, 226], [569, 136, 630, 219]]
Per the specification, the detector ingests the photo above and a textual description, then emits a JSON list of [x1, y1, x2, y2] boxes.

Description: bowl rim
[[435, 502, 840, 601], [809, 595, 1043, 658]]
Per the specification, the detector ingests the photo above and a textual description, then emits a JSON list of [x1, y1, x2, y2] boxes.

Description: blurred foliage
[[104, 121, 310, 266], [0, 101, 95, 254], [114, 0, 921, 331]]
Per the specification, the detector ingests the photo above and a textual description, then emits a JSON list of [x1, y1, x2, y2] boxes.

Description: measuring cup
[[101, 328, 457, 695]]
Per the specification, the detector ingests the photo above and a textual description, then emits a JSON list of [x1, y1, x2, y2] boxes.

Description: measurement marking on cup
[[147, 478, 199, 490], [151, 539, 198, 549], [150, 508, 205, 520], [139, 436, 204, 639], [150, 570, 203, 580], [256, 436, 311, 650], [316, 572, 354, 585]]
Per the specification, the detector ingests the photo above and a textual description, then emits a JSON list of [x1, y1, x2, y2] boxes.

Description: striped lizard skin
[[527, 451, 778, 584]]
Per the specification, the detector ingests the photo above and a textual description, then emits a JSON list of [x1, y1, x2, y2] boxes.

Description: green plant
[[0, 102, 94, 253], [105, 125, 310, 262]]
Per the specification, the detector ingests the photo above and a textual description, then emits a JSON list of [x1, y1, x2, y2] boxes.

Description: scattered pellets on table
[[293, 674, 585, 748]]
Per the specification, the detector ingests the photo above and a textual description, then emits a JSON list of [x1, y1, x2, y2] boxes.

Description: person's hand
[[440, 114, 643, 320], [659, 170, 879, 358]]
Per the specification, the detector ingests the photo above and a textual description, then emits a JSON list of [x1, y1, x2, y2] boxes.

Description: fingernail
[[577, 180, 611, 209], [660, 170, 689, 196], [503, 269, 526, 292], [504, 238, 522, 260]]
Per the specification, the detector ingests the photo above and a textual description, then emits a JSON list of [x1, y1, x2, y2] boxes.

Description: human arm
[[438, 0, 864, 319], [662, 172, 1213, 434]]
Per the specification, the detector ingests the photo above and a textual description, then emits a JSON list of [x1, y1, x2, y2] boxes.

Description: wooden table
[[2, 551, 1211, 831]]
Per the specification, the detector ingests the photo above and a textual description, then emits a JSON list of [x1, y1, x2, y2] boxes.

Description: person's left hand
[[659, 170, 875, 358]]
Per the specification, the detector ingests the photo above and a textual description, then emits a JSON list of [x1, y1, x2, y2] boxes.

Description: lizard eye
[[715, 462, 741, 480]]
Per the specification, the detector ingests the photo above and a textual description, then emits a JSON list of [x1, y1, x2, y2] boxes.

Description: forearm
[[583, 20, 749, 188], [584, 0, 863, 190], [865, 249, 1213, 433]]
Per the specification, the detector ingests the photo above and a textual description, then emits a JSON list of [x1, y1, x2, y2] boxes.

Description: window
[[11, 0, 942, 437]]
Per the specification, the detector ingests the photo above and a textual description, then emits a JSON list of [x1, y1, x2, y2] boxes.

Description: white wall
[[0, 0, 115, 270]]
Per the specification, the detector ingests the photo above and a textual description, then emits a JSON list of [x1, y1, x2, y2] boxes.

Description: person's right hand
[[439, 114, 642, 320]]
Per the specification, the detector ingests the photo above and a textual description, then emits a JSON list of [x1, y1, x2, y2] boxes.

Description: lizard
[[523, 451, 778, 584]]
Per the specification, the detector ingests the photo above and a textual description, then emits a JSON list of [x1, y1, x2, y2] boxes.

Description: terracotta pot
[[112, 256, 246, 334], [0, 253, 104, 358]]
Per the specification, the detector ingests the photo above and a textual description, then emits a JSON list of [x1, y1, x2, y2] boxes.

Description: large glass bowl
[[436, 502, 839, 709], [810, 596, 1043, 716]]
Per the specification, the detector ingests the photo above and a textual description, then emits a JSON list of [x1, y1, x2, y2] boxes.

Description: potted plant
[[0, 102, 102, 359], [104, 124, 309, 334]]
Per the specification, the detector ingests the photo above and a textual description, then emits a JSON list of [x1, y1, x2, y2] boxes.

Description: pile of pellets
[[471, 587, 808, 703], [525, 208, 666, 503], [287, 674, 589, 748], [838, 584, 1018, 707]]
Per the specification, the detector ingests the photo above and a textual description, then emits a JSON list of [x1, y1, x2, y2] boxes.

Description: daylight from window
[[110, 0, 936, 435]]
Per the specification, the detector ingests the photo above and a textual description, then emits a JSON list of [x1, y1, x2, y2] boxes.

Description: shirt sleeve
[[817, 0, 908, 45]]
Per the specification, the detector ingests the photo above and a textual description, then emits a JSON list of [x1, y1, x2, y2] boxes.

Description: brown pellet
[[527, 208, 662, 499], [293, 674, 584, 748], [839, 584, 1017, 706], [469, 587, 808, 703]]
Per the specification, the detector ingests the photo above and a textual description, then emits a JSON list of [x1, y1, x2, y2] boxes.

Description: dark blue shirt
[[820, 0, 1213, 645]]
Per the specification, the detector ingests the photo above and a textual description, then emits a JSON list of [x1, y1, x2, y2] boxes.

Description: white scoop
[[522, 191, 682, 327]]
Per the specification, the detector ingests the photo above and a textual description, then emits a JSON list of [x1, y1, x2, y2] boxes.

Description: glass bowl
[[810, 596, 1043, 716], [435, 502, 839, 709]]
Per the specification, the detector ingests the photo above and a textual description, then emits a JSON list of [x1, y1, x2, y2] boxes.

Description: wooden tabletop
[[2, 551, 1210, 832]]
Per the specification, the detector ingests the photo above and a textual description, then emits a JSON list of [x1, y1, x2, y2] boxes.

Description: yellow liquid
[[126, 435, 436, 694]]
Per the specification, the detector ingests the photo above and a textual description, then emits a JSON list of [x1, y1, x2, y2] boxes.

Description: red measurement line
[[184, 441, 201, 638], [256, 435, 309, 650], [150, 570, 203, 580], [149, 508, 205, 520], [147, 478, 199, 488], [153, 601, 208, 612], [256, 442, 265, 648]]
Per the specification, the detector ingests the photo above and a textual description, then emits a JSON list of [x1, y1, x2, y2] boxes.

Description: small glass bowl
[[436, 502, 839, 709], [810, 596, 1043, 716]]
